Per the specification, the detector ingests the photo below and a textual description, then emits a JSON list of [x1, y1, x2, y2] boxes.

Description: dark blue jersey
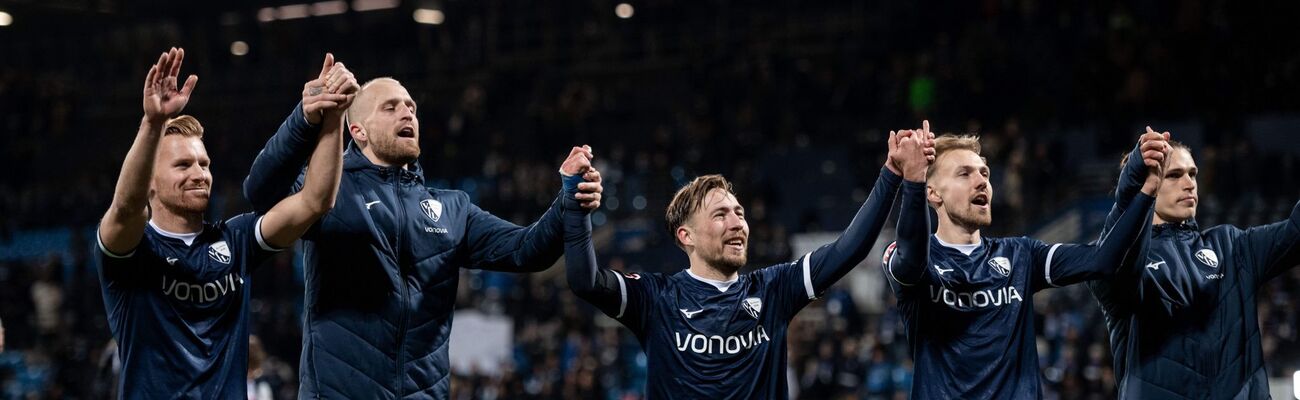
[[565, 168, 905, 399], [618, 265, 809, 399], [884, 177, 1155, 399], [97, 214, 278, 399], [1090, 146, 1300, 399]]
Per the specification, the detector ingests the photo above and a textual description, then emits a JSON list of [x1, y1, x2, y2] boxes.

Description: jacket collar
[[1153, 219, 1199, 235], [343, 141, 425, 185]]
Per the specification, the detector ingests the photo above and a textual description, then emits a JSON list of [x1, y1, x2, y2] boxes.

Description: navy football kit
[[565, 168, 907, 399], [98, 214, 278, 398]]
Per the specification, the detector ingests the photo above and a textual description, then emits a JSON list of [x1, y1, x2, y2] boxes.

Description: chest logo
[[742, 297, 763, 319], [1195, 249, 1219, 268], [988, 257, 1011, 277], [680, 309, 704, 319], [208, 241, 232, 264], [421, 199, 443, 222]]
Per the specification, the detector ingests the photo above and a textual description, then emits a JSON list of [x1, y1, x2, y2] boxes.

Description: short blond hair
[[927, 134, 981, 180], [665, 175, 735, 249], [347, 77, 403, 123], [164, 115, 204, 138]]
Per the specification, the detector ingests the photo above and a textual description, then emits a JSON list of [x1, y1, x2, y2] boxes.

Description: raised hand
[[887, 120, 936, 182], [302, 53, 355, 125], [1139, 126, 1172, 195], [892, 130, 929, 183], [560, 145, 603, 210], [143, 47, 198, 123]]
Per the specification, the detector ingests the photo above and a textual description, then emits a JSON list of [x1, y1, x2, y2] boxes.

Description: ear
[[349, 122, 367, 144], [676, 225, 694, 250], [926, 185, 942, 209]]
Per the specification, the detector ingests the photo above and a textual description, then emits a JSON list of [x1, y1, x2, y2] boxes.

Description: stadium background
[[2, 0, 1300, 398]]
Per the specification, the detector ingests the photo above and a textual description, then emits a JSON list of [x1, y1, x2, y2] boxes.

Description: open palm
[[143, 47, 198, 122]]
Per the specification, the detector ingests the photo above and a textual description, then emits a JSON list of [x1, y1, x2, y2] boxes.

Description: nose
[[727, 213, 747, 232], [399, 104, 416, 121]]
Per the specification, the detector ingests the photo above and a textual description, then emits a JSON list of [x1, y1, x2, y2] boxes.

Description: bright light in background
[[1293, 371, 1299, 399], [230, 41, 249, 56], [257, 7, 277, 22], [615, 3, 633, 19], [312, 0, 348, 16], [0, 11, 13, 26], [278, 4, 311, 19], [413, 8, 444, 25], [353, 0, 400, 12]]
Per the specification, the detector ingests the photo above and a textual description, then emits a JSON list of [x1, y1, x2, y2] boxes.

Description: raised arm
[[883, 127, 936, 287], [1101, 127, 1170, 237], [1245, 200, 1300, 283], [99, 48, 197, 255], [243, 54, 352, 213], [465, 146, 604, 272], [1035, 163, 1162, 290], [258, 56, 358, 248]]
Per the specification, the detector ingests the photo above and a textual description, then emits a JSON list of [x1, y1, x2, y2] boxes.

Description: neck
[[1153, 214, 1190, 226], [149, 201, 204, 234], [935, 216, 981, 244], [686, 254, 740, 281], [361, 146, 396, 168]]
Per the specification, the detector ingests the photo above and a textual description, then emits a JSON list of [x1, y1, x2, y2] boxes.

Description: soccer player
[[242, 77, 605, 398], [882, 125, 1166, 398], [563, 128, 935, 398], [1089, 128, 1300, 399], [96, 48, 355, 397]]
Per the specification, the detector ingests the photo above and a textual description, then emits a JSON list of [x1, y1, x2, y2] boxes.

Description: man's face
[[928, 149, 993, 229], [683, 188, 750, 272], [151, 135, 211, 215], [354, 81, 420, 166], [1154, 148, 1198, 224]]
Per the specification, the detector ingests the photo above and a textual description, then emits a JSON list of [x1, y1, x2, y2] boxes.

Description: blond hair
[[927, 134, 982, 180], [164, 115, 204, 138], [665, 174, 735, 249]]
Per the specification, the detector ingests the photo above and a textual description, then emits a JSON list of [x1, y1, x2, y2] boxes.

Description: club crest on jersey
[[1195, 249, 1219, 268], [420, 199, 443, 222], [988, 257, 1011, 277], [742, 297, 763, 319], [208, 241, 232, 264]]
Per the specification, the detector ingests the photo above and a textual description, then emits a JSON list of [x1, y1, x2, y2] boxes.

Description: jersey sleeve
[[1241, 199, 1300, 284], [1031, 193, 1155, 291], [95, 226, 156, 288], [229, 213, 284, 272], [753, 255, 819, 321], [609, 271, 666, 334]]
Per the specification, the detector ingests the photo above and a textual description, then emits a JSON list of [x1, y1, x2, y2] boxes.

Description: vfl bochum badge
[[1195, 249, 1219, 268], [988, 257, 1011, 277], [742, 297, 763, 319], [208, 241, 232, 264], [421, 199, 443, 222]]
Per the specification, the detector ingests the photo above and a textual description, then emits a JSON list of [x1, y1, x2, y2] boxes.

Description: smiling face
[[927, 140, 993, 231], [349, 78, 421, 167], [1153, 147, 1198, 224], [666, 175, 750, 274], [682, 188, 750, 272], [151, 131, 211, 216]]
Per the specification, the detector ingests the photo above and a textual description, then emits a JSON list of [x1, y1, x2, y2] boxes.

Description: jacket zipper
[[392, 169, 410, 396]]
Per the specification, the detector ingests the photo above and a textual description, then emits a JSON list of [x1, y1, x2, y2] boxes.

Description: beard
[[370, 132, 421, 166], [947, 204, 992, 230], [705, 247, 747, 273], [157, 189, 209, 216]]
